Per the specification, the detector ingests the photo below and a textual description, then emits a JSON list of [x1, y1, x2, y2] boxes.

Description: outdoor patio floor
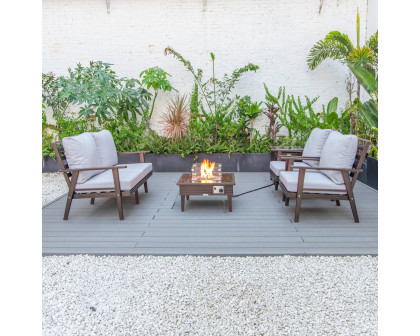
[[43, 172, 378, 256]]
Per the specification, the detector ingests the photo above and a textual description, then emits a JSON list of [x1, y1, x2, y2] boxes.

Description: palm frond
[[307, 31, 354, 70], [366, 31, 378, 54], [365, 31, 378, 70], [325, 31, 354, 54]]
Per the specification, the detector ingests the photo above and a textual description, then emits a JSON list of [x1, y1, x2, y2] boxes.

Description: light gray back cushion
[[62, 132, 103, 184], [319, 131, 358, 184], [91, 130, 118, 167], [302, 128, 332, 167]]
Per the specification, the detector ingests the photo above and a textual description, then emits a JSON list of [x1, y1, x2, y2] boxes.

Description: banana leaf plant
[[347, 61, 378, 129], [325, 97, 340, 130]]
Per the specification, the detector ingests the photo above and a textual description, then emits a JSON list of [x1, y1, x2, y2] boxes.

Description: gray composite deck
[[43, 172, 378, 256]]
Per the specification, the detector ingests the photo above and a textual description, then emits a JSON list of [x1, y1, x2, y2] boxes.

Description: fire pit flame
[[200, 159, 215, 179], [192, 160, 222, 183]]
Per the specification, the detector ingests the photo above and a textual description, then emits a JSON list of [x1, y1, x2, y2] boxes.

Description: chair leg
[[342, 172, 359, 223], [64, 192, 74, 220], [90, 198, 95, 205], [186, 195, 189, 200], [274, 180, 279, 190], [144, 181, 148, 193], [294, 168, 306, 223], [63, 171, 78, 220], [294, 196, 302, 222], [336, 200, 341, 206], [135, 190, 139, 204], [285, 197, 289, 206], [116, 194, 124, 220], [282, 194, 286, 202], [112, 168, 124, 220]]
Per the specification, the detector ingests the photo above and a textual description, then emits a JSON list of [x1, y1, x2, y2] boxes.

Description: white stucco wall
[[43, 0, 371, 134]]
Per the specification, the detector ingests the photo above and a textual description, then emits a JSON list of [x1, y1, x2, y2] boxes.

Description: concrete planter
[[118, 153, 271, 172], [42, 153, 271, 173], [42, 156, 60, 172], [357, 156, 378, 190]]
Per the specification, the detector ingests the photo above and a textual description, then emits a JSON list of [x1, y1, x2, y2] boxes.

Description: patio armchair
[[270, 128, 332, 190], [277, 131, 370, 222], [52, 130, 153, 220]]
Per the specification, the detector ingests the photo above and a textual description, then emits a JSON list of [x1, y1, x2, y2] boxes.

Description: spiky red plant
[[160, 94, 191, 141]]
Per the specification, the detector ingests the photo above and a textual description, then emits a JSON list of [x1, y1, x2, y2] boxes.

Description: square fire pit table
[[176, 173, 236, 212]]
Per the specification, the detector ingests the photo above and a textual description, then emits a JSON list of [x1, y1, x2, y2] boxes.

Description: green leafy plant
[[58, 61, 120, 123], [42, 108, 56, 158], [57, 61, 152, 124], [165, 47, 259, 145], [237, 100, 263, 146], [116, 77, 152, 122], [139, 66, 175, 127], [42, 73, 69, 119]]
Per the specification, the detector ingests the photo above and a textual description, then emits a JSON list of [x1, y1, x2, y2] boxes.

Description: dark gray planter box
[[42, 153, 271, 173], [357, 156, 378, 190], [118, 153, 271, 172], [42, 156, 60, 173]]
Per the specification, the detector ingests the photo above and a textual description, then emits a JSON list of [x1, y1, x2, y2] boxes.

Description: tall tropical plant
[[237, 99, 263, 146], [307, 8, 378, 98], [164, 46, 259, 144], [347, 62, 378, 129]]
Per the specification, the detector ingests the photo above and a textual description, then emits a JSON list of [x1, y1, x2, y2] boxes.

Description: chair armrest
[[278, 156, 320, 161], [118, 151, 150, 155], [290, 166, 363, 173], [118, 151, 150, 163], [61, 166, 127, 173], [271, 148, 303, 153]]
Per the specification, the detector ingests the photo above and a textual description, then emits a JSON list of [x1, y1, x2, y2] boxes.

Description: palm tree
[[307, 8, 378, 99]]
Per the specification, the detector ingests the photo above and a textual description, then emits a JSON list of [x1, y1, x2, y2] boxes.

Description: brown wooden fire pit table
[[176, 173, 236, 212]]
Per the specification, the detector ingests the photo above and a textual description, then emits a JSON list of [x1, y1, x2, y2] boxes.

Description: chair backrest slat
[[52, 141, 72, 188], [350, 138, 370, 189]]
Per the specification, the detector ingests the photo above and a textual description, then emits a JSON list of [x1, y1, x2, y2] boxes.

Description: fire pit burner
[[191, 159, 222, 183]]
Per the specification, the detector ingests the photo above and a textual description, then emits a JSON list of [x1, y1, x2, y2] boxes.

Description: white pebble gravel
[[43, 255, 377, 336], [42, 173, 68, 206]]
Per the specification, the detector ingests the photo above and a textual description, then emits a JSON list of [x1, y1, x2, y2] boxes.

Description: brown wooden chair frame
[[277, 139, 370, 223], [269, 148, 305, 190], [52, 141, 152, 220]]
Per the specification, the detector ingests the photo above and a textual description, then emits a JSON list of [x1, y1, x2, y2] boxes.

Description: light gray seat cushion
[[279, 171, 346, 194], [319, 131, 358, 184], [302, 128, 332, 167], [62, 132, 103, 184], [76, 163, 153, 191], [91, 130, 118, 167], [270, 161, 313, 176]]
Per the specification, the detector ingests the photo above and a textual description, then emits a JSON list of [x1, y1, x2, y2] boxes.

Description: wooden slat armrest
[[278, 156, 320, 161], [61, 166, 127, 173], [271, 148, 303, 153], [290, 166, 363, 173], [118, 151, 151, 155]]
